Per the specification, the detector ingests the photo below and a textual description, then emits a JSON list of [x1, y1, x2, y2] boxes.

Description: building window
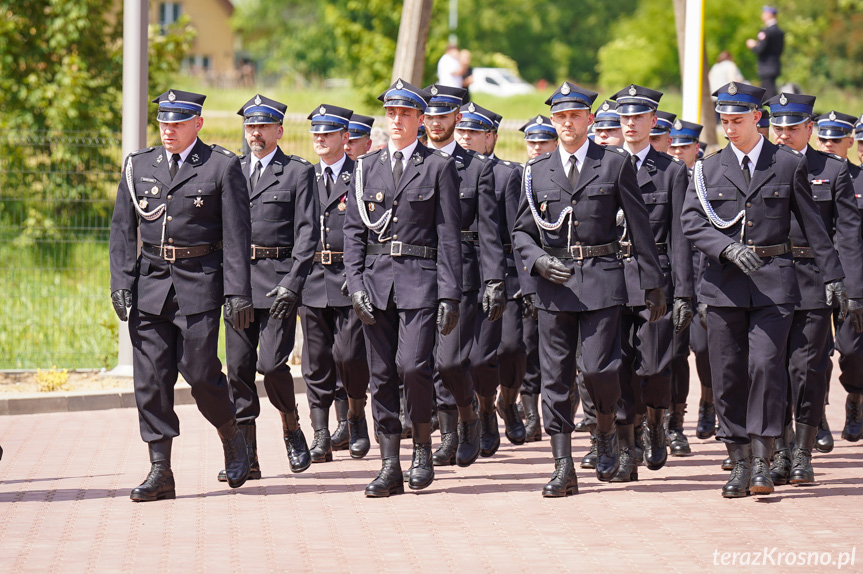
[[159, 2, 182, 30], [183, 55, 212, 73]]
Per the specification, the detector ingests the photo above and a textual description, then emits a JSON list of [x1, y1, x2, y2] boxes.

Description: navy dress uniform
[[299, 104, 371, 461], [512, 82, 666, 497], [224, 94, 318, 477], [680, 82, 846, 498], [749, 6, 785, 99], [110, 89, 253, 501], [346, 114, 375, 161], [343, 79, 462, 497], [609, 86, 694, 480], [765, 99, 863, 486]]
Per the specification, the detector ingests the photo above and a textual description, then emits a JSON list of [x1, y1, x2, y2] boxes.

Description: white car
[[469, 67, 535, 97]]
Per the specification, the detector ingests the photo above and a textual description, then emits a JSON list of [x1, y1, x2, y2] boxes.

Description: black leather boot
[[456, 405, 481, 467], [611, 423, 638, 482], [696, 385, 716, 439], [130, 439, 175, 502], [542, 433, 578, 497], [399, 387, 412, 440], [769, 423, 793, 486], [721, 443, 751, 498], [749, 435, 775, 495], [409, 423, 434, 490], [633, 412, 646, 466], [789, 422, 817, 485], [521, 393, 542, 442], [0, 444, 3, 461], [478, 394, 501, 457], [842, 393, 863, 442], [667, 403, 691, 456], [644, 407, 668, 471], [217, 419, 250, 489], [309, 407, 333, 463], [721, 456, 734, 470], [218, 423, 261, 482], [497, 387, 526, 445], [815, 404, 834, 453], [365, 434, 404, 498], [347, 397, 370, 459], [580, 424, 598, 469], [594, 413, 619, 481], [433, 409, 458, 466], [331, 400, 350, 451], [281, 409, 311, 473]]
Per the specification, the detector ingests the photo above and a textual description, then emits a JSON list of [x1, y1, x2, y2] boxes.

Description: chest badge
[[194, 197, 204, 208], [368, 202, 376, 212], [138, 198, 149, 209], [338, 201, 347, 212], [540, 202, 548, 213], [375, 191, 384, 201], [150, 186, 159, 195]]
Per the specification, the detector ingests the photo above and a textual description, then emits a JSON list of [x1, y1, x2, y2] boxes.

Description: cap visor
[[156, 111, 197, 123]]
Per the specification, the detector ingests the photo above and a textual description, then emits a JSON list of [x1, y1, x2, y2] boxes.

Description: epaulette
[[357, 148, 382, 161], [130, 147, 155, 157], [289, 155, 310, 164], [610, 146, 627, 155], [671, 156, 684, 164], [702, 150, 720, 161], [527, 152, 551, 165], [816, 149, 842, 162], [777, 144, 802, 157], [210, 144, 235, 157], [435, 149, 450, 159]]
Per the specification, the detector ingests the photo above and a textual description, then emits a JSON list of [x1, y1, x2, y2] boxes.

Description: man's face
[[159, 117, 203, 153], [721, 111, 760, 149], [650, 132, 670, 153], [594, 127, 624, 147], [244, 122, 282, 158], [670, 143, 699, 168], [456, 128, 493, 154], [312, 129, 348, 162], [621, 112, 656, 147], [424, 111, 459, 145], [858, 140, 863, 165], [386, 106, 423, 147], [771, 120, 813, 152], [818, 135, 853, 160], [344, 135, 371, 161], [550, 109, 593, 151], [757, 125, 771, 140], [525, 139, 558, 159]]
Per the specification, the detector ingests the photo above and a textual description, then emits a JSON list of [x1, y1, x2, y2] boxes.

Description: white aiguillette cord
[[523, 164, 574, 249], [125, 155, 169, 249], [354, 157, 393, 241], [693, 160, 745, 240]]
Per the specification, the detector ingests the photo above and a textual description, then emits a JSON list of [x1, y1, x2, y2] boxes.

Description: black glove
[[644, 288, 667, 323], [534, 255, 572, 284], [522, 293, 538, 319], [340, 280, 349, 297], [825, 279, 849, 323], [672, 297, 694, 334], [351, 290, 376, 325], [437, 299, 460, 336], [697, 303, 708, 330], [224, 295, 254, 331], [266, 286, 299, 320], [848, 298, 863, 334], [721, 242, 763, 274], [482, 280, 506, 322], [111, 289, 132, 322]]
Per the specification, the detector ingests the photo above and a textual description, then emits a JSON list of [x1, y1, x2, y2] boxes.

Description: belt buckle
[[161, 245, 176, 262], [569, 244, 585, 260], [320, 250, 333, 265], [250, 245, 258, 260], [390, 241, 403, 257]]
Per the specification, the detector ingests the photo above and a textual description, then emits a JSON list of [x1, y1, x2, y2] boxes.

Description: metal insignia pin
[[191, 154, 199, 163], [829, 111, 836, 121], [168, 90, 176, 102], [396, 79, 404, 89], [560, 83, 570, 95], [319, 105, 326, 115], [156, 155, 163, 163], [629, 85, 637, 96], [430, 86, 438, 95], [341, 172, 350, 182], [194, 197, 204, 208], [151, 186, 159, 194], [255, 95, 262, 105], [375, 192, 383, 201], [536, 115, 543, 124], [368, 202, 376, 212], [338, 201, 346, 211], [468, 102, 476, 113], [673, 119, 683, 130], [602, 103, 609, 111], [779, 93, 787, 106], [139, 199, 148, 209], [540, 202, 547, 212], [728, 82, 738, 95]]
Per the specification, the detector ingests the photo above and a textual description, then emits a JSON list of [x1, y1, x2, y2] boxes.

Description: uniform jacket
[[491, 157, 528, 299], [109, 139, 251, 316], [849, 161, 863, 231], [343, 142, 462, 310], [681, 140, 843, 308], [301, 156, 355, 308], [620, 146, 694, 305], [512, 139, 664, 312], [752, 23, 784, 78], [241, 147, 318, 308]]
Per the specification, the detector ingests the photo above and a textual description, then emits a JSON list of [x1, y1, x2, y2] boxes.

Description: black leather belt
[[792, 246, 814, 258], [619, 241, 668, 258], [250, 245, 292, 260], [143, 242, 222, 262], [314, 251, 344, 264], [461, 230, 479, 243], [367, 241, 437, 260], [542, 241, 619, 260], [747, 241, 792, 257]]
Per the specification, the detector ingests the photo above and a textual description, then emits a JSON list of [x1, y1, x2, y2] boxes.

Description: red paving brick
[[1, 357, 862, 573]]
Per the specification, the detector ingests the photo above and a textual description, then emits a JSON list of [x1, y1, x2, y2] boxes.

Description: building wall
[[148, 0, 236, 77]]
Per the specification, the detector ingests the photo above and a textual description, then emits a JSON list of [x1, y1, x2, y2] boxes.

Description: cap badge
[[168, 90, 176, 102], [673, 119, 683, 131], [254, 95, 262, 105], [319, 106, 326, 115], [560, 83, 570, 95], [779, 93, 788, 106], [430, 86, 439, 96], [628, 85, 637, 96], [396, 79, 404, 90], [536, 115, 543, 124], [468, 102, 476, 113], [728, 82, 738, 95], [602, 103, 610, 111], [829, 111, 836, 121]]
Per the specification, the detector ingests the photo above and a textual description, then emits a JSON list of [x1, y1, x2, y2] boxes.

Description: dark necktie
[[251, 160, 262, 190], [169, 153, 181, 180], [568, 155, 579, 188], [631, 154, 639, 172], [324, 166, 334, 197], [393, 151, 404, 188], [742, 155, 752, 187]]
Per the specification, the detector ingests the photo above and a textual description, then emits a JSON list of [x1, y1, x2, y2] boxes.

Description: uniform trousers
[[225, 307, 298, 424], [617, 306, 673, 425], [497, 297, 527, 390], [470, 290, 501, 398], [689, 313, 713, 389], [131, 288, 234, 442], [364, 296, 437, 435], [707, 304, 794, 443], [538, 306, 622, 435], [434, 290, 478, 411], [521, 312, 541, 395], [785, 308, 832, 427], [835, 312, 863, 394], [670, 326, 691, 404]]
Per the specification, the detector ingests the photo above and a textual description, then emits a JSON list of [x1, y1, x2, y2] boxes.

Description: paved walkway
[[0, 362, 861, 573]]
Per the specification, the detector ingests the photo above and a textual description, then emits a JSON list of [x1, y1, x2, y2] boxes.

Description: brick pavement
[[0, 358, 861, 573]]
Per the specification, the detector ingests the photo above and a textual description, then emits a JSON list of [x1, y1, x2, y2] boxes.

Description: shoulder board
[[604, 145, 627, 156], [777, 144, 802, 157], [238, 153, 248, 161], [130, 146, 155, 157], [210, 144, 235, 157], [671, 156, 684, 164], [287, 155, 310, 164], [435, 149, 450, 159], [702, 150, 720, 161], [357, 149, 382, 161], [816, 149, 842, 161]]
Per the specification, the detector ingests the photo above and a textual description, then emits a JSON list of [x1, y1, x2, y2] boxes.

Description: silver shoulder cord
[[354, 157, 393, 241], [125, 155, 169, 248], [523, 164, 574, 248], [693, 160, 745, 240]]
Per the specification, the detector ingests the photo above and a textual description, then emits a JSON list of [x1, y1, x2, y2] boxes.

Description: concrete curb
[[0, 376, 307, 416]]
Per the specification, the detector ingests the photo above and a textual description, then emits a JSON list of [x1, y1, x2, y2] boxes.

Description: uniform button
[[748, 240, 754, 245], [523, 266, 528, 271], [577, 261, 583, 266], [418, 195, 423, 200], [325, 227, 330, 233], [167, 216, 172, 221], [393, 217, 399, 222], [168, 238, 174, 244], [572, 220, 579, 227], [718, 193, 723, 197], [746, 202, 751, 208], [571, 200, 577, 206], [393, 235, 398, 240], [747, 221, 753, 227], [167, 194, 173, 200], [393, 200, 399, 206], [250, 202, 253, 207], [460, 192, 465, 197], [198, 189, 202, 194], [326, 244, 331, 249], [575, 241, 582, 245], [325, 211, 329, 217], [774, 192, 779, 196]]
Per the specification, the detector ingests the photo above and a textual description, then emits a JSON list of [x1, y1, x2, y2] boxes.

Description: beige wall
[[148, 0, 236, 77]]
